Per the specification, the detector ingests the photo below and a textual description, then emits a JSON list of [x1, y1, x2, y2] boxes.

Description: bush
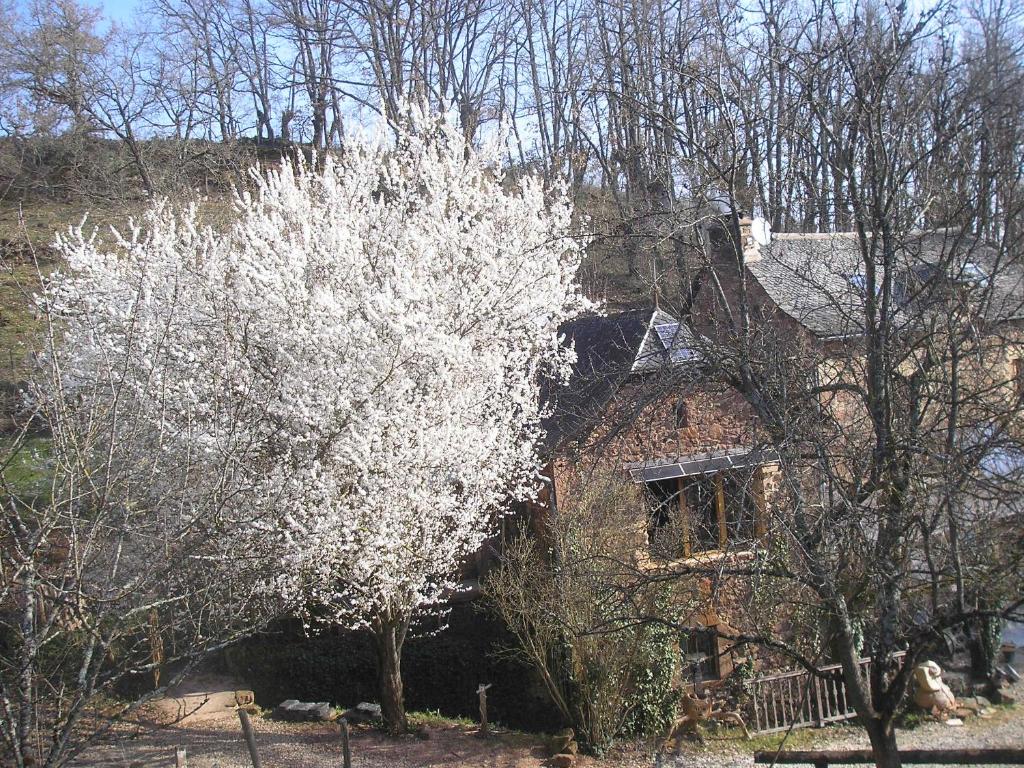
[[620, 620, 681, 737], [486, 470, 701, 754]]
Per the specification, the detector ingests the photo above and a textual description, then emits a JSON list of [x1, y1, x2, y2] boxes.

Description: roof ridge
[[774, 231, 860, 240]]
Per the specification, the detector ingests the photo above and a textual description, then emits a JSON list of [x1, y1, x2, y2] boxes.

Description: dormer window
[[846, 274, 874, 295], [654, 322, 699, 364], [959, 261, 990, 287], [847, 273, 899, 301]]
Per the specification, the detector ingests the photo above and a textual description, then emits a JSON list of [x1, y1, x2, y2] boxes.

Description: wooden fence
[[747, 652, 906, 734]]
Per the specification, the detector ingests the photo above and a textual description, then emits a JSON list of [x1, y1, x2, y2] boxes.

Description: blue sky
[[14, 0, 140, 23], [101, 0, 138, 19]]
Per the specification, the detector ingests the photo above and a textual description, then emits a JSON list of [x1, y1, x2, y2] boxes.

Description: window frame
[[645, 466, 767, 560]]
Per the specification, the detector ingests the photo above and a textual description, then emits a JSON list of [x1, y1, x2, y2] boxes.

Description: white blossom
[[43, 109, 591, 633]]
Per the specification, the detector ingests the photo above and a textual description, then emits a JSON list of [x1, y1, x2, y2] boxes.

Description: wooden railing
[[747, 653, 906, 735]]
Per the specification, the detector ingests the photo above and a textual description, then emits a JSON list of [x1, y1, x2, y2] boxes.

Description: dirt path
[[76, 717, 554, 768], [73, 677, 1024, 768], [74, 671, 557, 768], [149, 671, 251, 729]]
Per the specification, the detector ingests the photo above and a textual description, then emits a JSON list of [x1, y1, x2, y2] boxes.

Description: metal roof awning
[[626, 447, 777, 483]]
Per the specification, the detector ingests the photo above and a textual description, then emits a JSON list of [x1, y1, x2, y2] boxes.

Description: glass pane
[[645, 479, 685, 560], [685, 476, 719, 552]]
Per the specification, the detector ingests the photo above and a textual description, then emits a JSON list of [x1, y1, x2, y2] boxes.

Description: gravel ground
[[667, 681, 1024, 768], [73, 680, 1024, 768]]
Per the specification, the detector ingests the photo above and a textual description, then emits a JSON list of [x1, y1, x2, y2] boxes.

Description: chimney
[[738, 217, 762, 263]]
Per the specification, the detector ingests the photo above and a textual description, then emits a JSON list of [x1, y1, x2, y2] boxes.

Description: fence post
[[237, 708, 262, 768], [476, 683, 492, 737], [340, 717, 352, 768], [175, 746, 187, 768]]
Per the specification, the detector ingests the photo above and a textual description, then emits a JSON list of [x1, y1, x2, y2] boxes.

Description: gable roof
[[542, 307, 701, 450], [747, 230, 1024, 337]]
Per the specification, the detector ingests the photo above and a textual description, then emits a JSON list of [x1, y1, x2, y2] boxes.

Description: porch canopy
[[625, 447, 776, 483]]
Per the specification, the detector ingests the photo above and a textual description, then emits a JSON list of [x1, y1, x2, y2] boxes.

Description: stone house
[[529, 305, 781, 685], [522, 222, 1024, 687]]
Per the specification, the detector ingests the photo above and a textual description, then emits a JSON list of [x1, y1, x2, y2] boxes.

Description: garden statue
[[663, 691, 751, 752], [913, 660, 956, 714]]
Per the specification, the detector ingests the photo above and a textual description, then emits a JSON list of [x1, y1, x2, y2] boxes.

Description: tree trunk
[[865, 717, 902, 768], [967, 613, 1000, 686], [371, 620, 408, 734]]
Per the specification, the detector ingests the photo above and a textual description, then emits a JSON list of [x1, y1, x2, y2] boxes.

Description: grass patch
[[1, 435, 54, 498], [710, 721, 861, 753], [0, 259, 45, 379], [407, 709, 477, 729], [0, 199, 139, 247]]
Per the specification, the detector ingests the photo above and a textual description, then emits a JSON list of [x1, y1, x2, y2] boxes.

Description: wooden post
[[477, 683, 492, 736], [175, 747, 187, 768], [340, 717, 352, 768], [677, 477, 692, 557], [752, 467, 769, 538], [237, 708, 262, 768], [714, 473, 728, 548]]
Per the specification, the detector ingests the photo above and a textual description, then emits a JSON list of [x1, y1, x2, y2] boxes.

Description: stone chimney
[[738, 217, 762, 263]]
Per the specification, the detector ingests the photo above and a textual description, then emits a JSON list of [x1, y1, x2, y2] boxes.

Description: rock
[[414, 726, 431, 740], [550, 755, 576, 768], [944, 717, 964, 726], [342, 702, 383, 724], [548, 728, 575, 755], [564, 739, 578, 756], [974, 695, 992, 708], [274, 699, 332, 721], [273, 699, 299, 718], [991, 689, 1016, 705]]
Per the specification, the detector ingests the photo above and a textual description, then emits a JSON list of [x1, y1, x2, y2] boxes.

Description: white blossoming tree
[[46, 111, 590, 732]]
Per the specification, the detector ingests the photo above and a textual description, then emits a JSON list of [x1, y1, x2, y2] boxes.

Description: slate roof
[[542, 307, 701, 449], [748, 230, 1024, 337]]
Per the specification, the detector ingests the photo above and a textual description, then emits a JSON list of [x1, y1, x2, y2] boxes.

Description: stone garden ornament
[[912, 661, 956, 715]]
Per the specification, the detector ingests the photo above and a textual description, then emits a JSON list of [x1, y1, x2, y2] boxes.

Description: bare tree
[[149, 0, 244, 141], [271, 0, 346, 148], [0, 0, 106, 135], [82, 23, 161, 195], [0, 242, 283, 768], [233, 0, 277, 142]]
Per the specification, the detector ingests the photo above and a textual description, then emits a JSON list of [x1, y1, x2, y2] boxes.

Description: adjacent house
[[520, 220, 1024, 688]]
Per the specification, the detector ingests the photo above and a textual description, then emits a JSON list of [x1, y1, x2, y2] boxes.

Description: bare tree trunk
[[864, 717, 901, 768], [371, 617, 408, 735]]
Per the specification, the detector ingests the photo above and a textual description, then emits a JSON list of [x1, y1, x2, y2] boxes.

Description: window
[[722, 473, 759, 542], [644, 468, 765, 559], [645, 479, 686, 560], [960, 261, 990, 287], [846, 273, 873, 294], [681, 627, 719, 682], [674, 398, 690, 429], [848, 272, 908, 305]]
